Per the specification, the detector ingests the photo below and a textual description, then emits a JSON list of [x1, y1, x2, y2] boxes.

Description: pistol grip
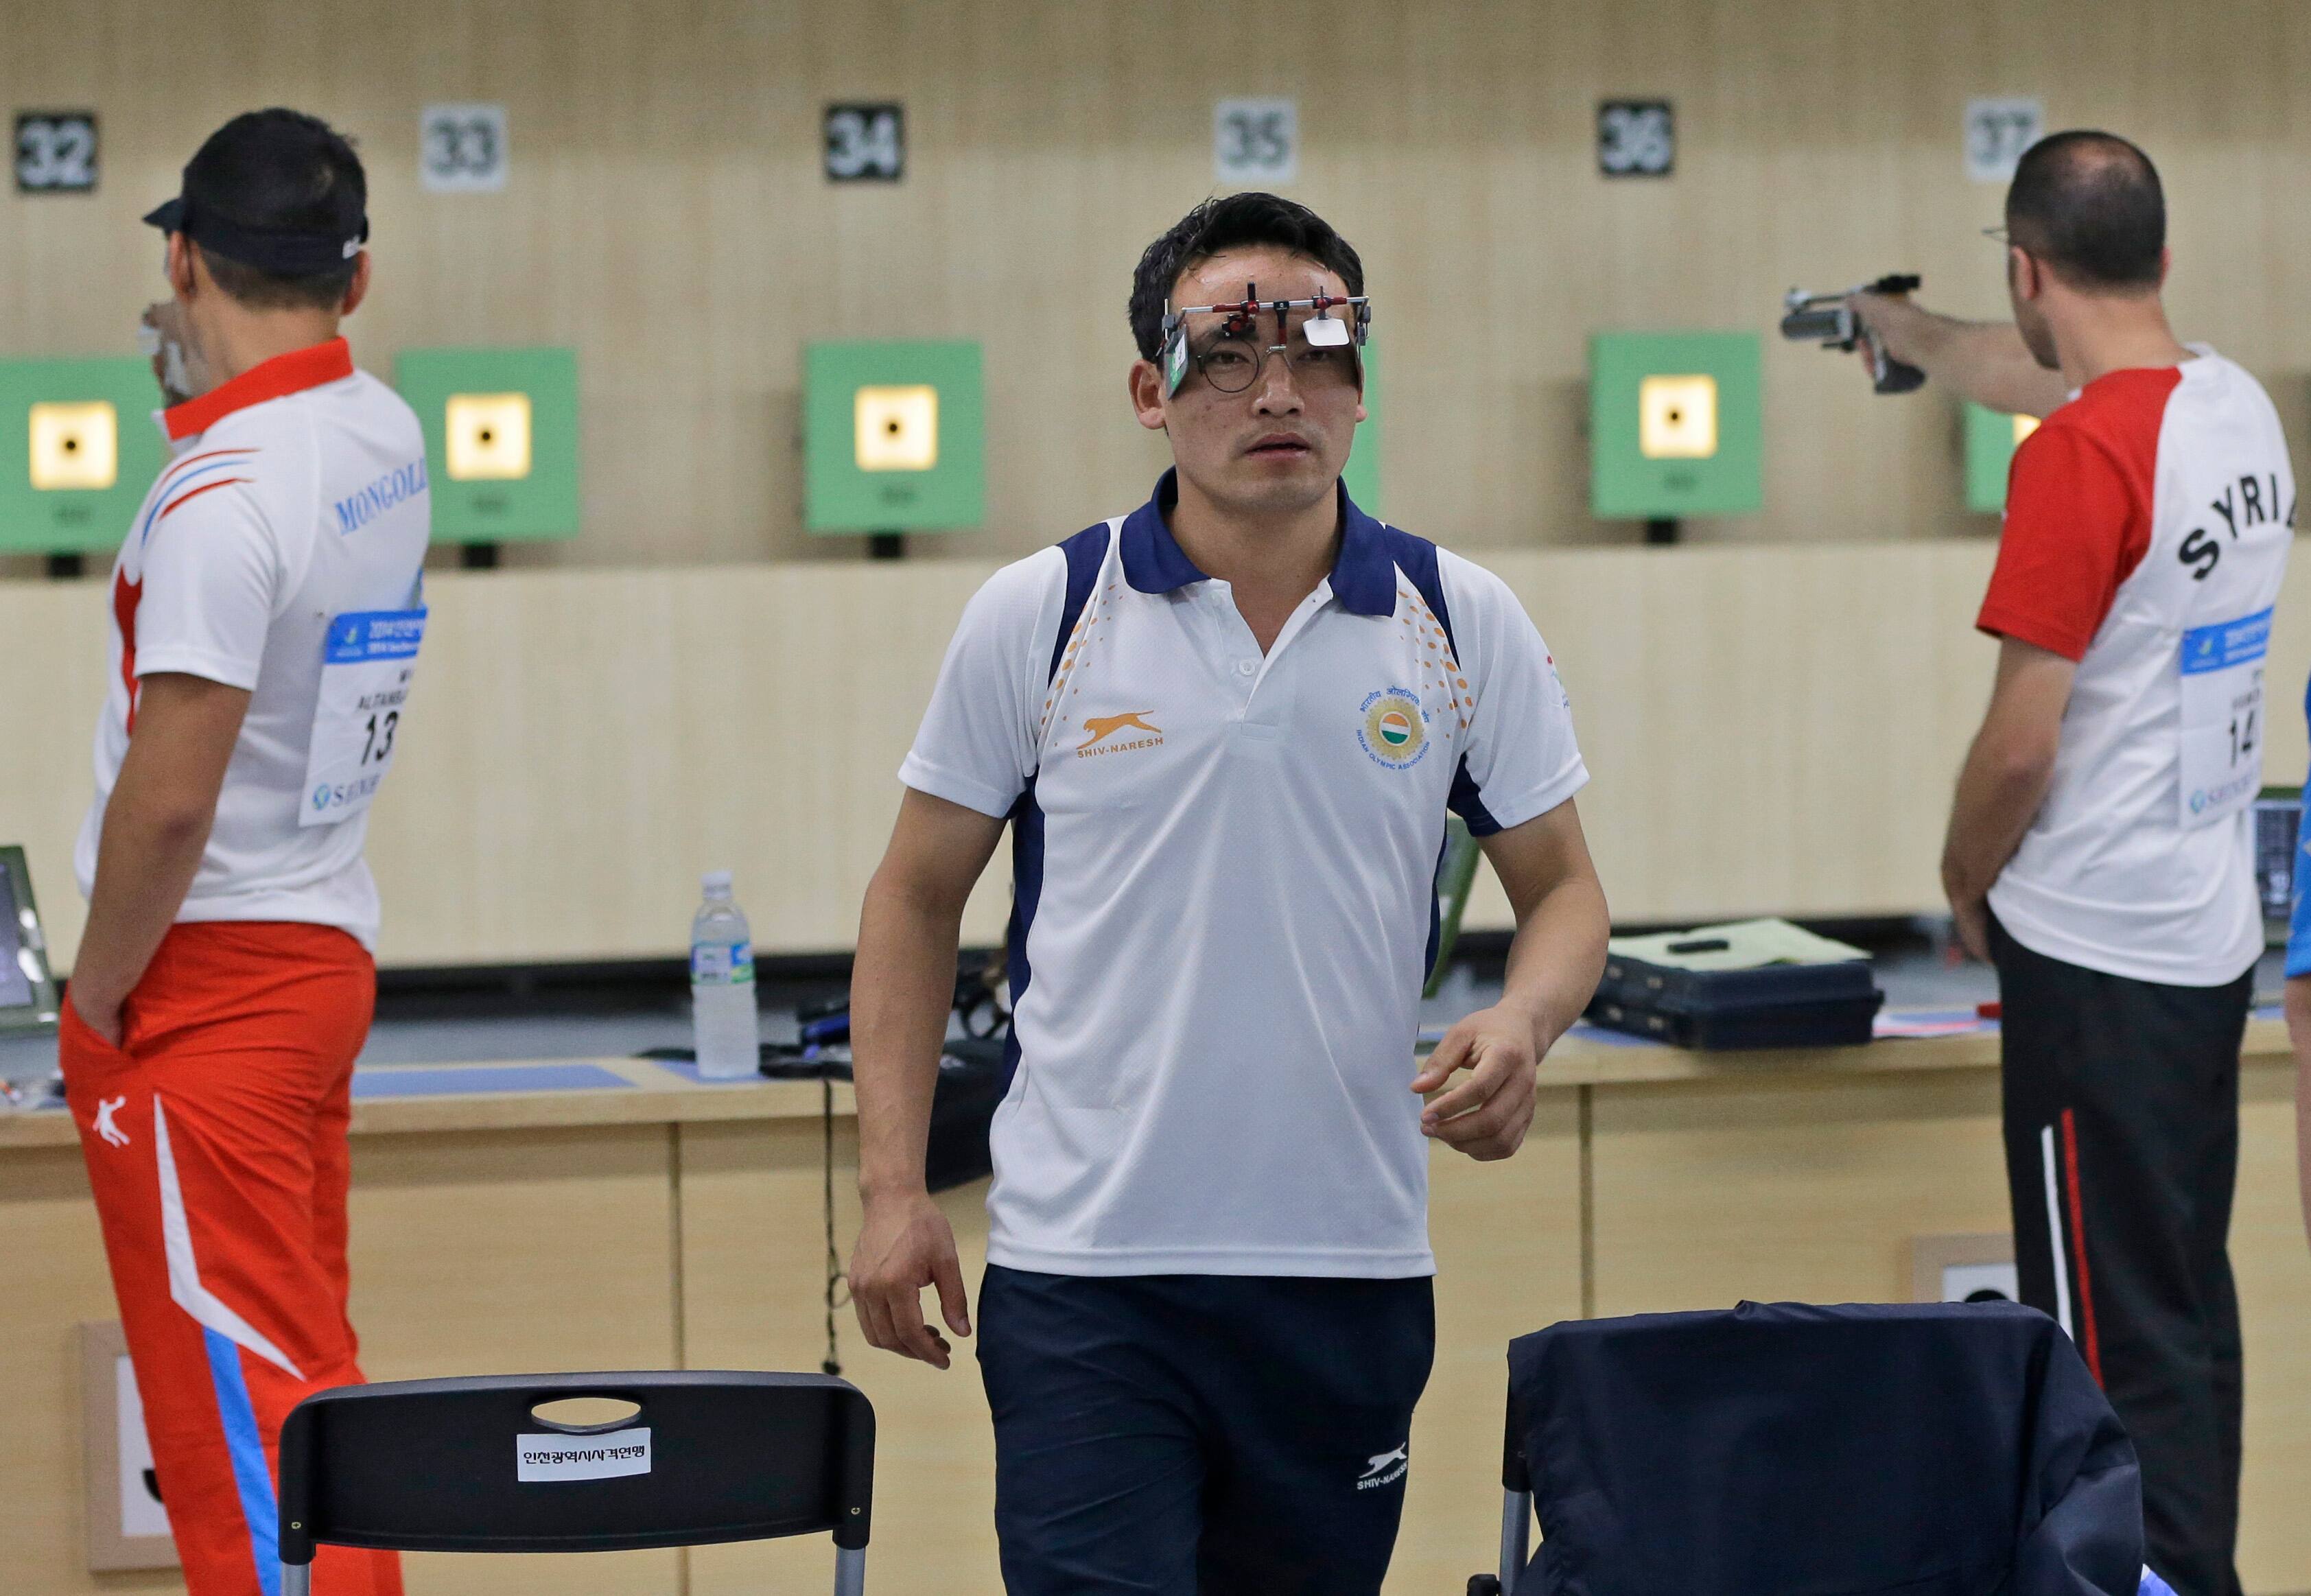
[[1874, 356, 1927, 395]]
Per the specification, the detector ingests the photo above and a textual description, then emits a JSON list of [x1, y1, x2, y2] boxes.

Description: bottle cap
[[701, 869, 734, 897]]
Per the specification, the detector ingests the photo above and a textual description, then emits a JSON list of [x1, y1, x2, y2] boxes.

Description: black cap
[[144, 108, 368, 277]]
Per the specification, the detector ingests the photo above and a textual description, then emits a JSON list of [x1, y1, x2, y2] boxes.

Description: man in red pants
[[62, 109, 429, 1596]]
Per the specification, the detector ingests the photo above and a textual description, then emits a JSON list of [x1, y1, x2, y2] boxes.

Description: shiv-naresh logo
[[1076, 712, 1163, 758]]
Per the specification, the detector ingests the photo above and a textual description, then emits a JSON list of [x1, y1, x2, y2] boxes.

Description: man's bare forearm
[[851, 870, 967, 1201], [1941, 730, 2054, 906], [74, 778, 215, 1020], [1853, 296, 2070, 417], [71, 676, 250, 1029], [1495, 873, 1609, 1051]]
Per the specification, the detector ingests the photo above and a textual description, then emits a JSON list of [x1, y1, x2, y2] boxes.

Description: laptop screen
[[0, 847, 60, 1035], [0, 868, 30, 1011]]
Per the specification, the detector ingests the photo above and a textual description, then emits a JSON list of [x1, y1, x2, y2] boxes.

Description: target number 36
[[15, 113, 98, 193], [1597, 101, 1674, 178]]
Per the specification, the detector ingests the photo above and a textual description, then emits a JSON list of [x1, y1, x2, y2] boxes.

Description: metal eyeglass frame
[[1160, 283, 1372, 395]]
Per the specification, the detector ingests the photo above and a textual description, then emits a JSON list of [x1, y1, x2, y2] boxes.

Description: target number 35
[[1214, 99, 1298, 185]]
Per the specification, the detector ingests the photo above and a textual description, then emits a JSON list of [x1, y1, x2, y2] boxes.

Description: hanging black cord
[[821, 1069, 845, 1376]]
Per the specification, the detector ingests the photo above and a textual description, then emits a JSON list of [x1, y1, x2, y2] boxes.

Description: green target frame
[[1588, 331, 1763, 521], [0, 356, 172, 554], [803, 340, 985, 535], [395, 346, 581, 543]]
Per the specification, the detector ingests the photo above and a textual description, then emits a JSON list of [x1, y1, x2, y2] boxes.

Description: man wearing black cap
[[62, 109, 425, 1596]]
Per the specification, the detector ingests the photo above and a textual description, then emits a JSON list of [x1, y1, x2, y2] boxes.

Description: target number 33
[[421, 104, 509, 193]]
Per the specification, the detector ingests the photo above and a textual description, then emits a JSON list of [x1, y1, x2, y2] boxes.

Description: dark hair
[[189, 109, 367, 311], [1127, 193, 1365, 360], [2004, 130, 2164, 292]]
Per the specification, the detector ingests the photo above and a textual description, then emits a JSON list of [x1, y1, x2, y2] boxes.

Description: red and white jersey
[[75, 339, 431, 950], [1980, 347, 2292, 985]]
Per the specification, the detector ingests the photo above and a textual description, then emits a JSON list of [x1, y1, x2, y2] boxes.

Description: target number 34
[[825, 104, 905, 182]]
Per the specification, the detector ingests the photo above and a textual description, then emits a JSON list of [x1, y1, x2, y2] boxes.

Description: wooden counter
[[4, 1026, 2303, 1595]]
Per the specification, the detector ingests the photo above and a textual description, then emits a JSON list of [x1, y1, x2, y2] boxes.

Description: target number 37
[[1964, 98, 2043, 183], [15, 113, 98, 193]]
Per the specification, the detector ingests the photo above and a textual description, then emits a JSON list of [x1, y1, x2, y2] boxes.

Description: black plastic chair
[[278, 1370, 873, 1596]]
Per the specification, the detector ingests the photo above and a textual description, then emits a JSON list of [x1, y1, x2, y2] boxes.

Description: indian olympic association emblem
[[1357, 688, 1429, 770]]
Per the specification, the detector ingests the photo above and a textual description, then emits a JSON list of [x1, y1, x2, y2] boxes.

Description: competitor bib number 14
[[303, 609, 425, 828], [2177, 607, 2268, 830]]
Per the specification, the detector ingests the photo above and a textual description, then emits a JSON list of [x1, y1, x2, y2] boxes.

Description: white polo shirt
[[901, 471, 1587, 1277], [75, 339, 431, 951]]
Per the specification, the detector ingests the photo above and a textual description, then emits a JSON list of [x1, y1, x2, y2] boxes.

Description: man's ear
[[165, 233, 198, 301], [2157, 246, 2172, 291], [1127, 360, 1169, 432], [340, 251, 372, 317], [2010, 246, 2045, 304]]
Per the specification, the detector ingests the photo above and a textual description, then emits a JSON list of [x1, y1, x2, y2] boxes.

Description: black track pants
[[1989, 914, 2250, 1596]]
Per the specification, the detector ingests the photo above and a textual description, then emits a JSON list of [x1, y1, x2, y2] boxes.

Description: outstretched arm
[[1849, 292, 2071, 418]]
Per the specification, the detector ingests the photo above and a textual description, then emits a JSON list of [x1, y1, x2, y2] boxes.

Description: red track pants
[[63, 922, 402, 1596]]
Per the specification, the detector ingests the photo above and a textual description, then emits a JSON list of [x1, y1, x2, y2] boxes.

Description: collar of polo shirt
[[1118, 468, 1399, 617]]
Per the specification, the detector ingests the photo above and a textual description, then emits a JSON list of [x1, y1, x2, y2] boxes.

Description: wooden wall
[[10, 539, 2311, 972], [3, 0, 2308, 570]]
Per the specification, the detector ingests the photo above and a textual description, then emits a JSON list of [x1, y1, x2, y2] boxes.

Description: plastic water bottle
[[690, 871, 759, 1079]]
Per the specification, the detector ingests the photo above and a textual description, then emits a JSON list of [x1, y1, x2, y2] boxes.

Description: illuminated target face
[[2013, 412, 2040, 447], [1638, 374, 1719, 460], [854, 385, 939, 471], [444, 392, 534, 481], [28, 400, 119, 491]]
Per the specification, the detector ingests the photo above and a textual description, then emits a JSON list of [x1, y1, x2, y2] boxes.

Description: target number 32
[[15, 113, 98, 193]]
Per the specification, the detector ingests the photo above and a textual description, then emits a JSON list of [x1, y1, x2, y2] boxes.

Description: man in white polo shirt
[[62, 110, 426, 1596], [1855, 132, 2291, 1596], [848, 192, 1610, 1595]]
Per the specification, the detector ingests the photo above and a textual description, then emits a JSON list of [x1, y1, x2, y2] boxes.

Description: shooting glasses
[[1161, 283, 1373, 396]]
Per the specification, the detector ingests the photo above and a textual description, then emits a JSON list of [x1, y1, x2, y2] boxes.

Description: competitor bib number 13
[[2177, 607, 2269, 830], [302, 609, 425, 828]]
